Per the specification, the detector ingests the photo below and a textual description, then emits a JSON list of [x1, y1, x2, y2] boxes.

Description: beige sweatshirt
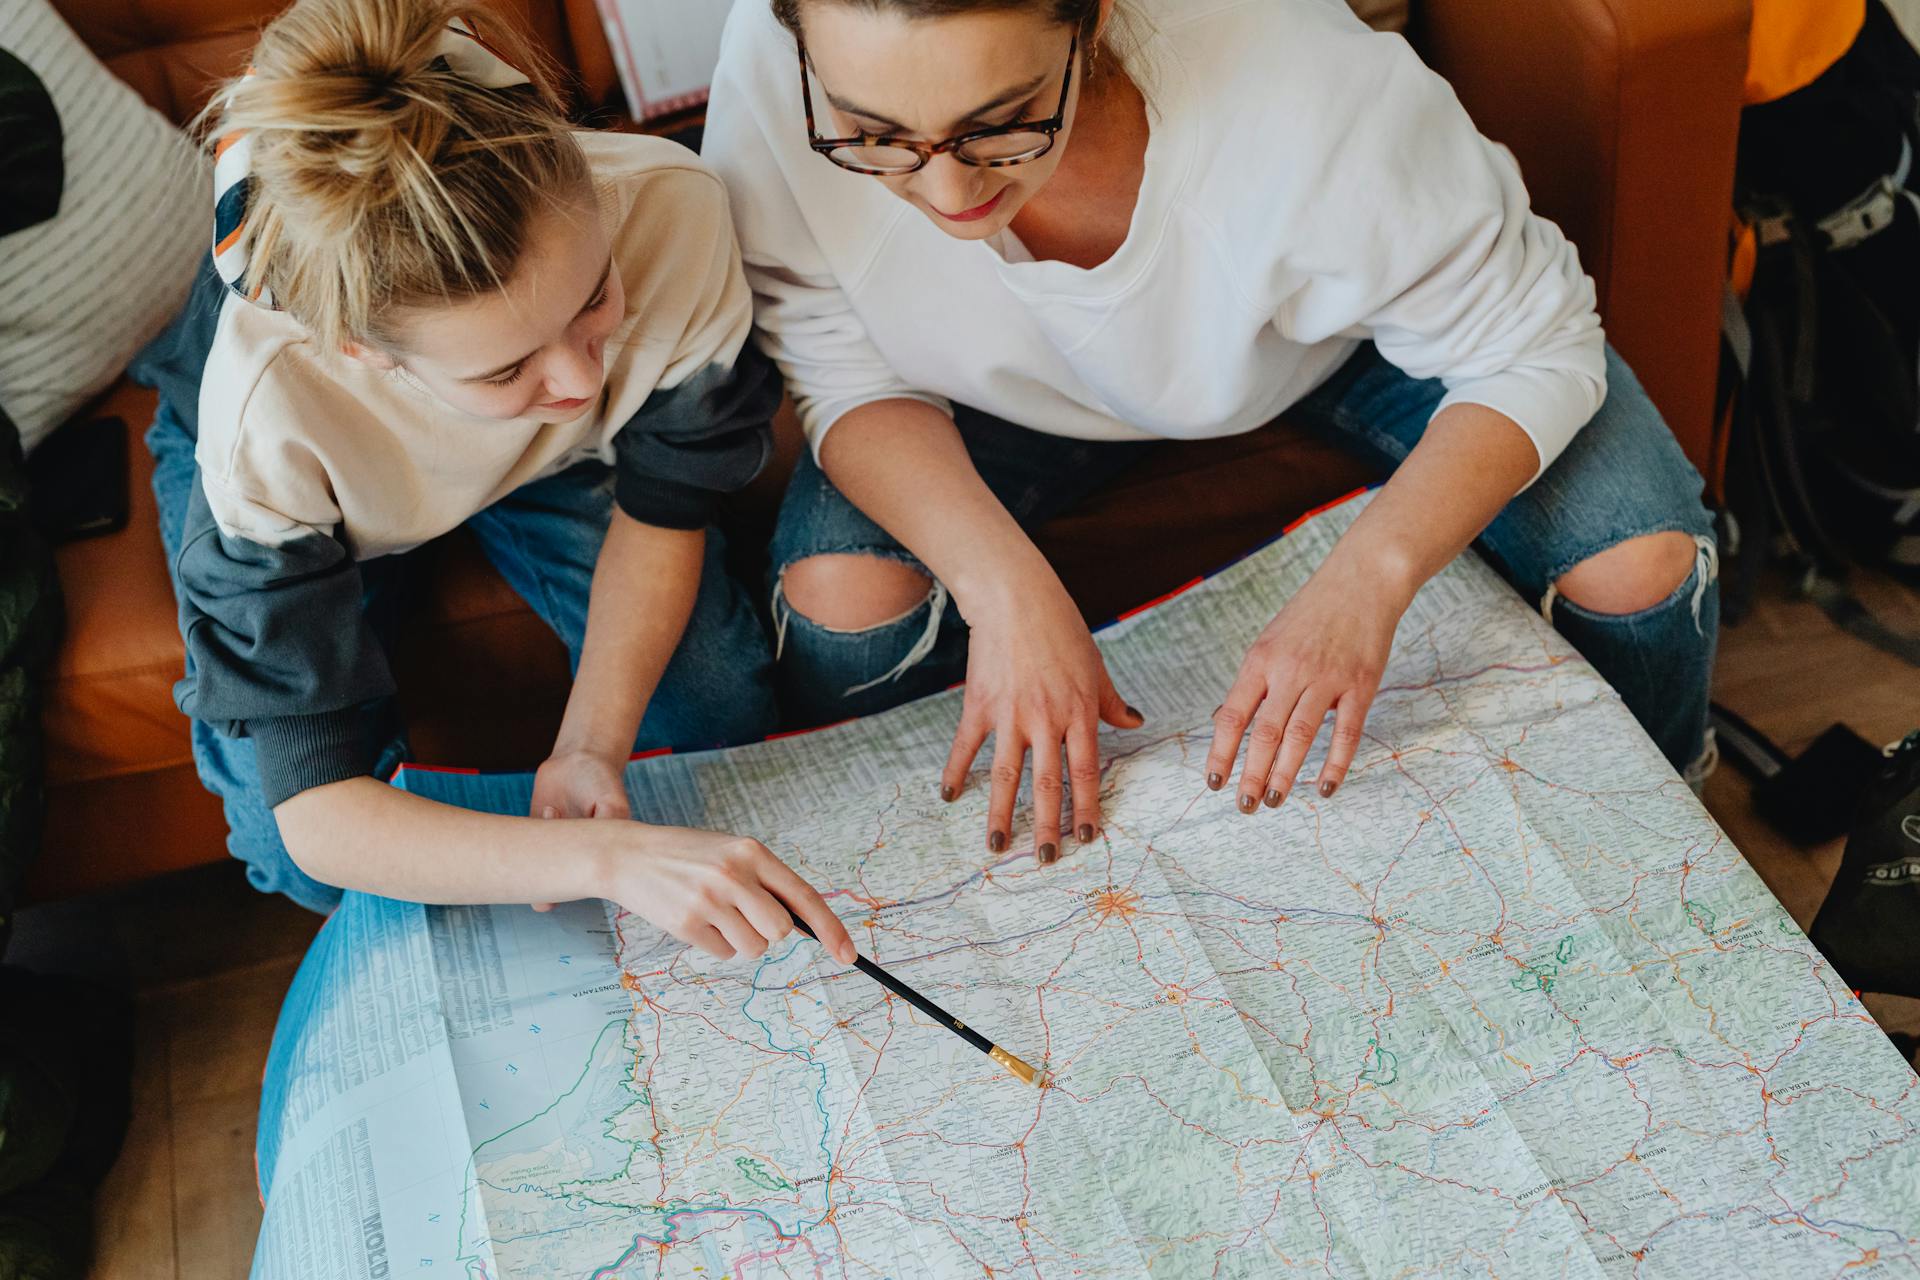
[[173, 131, 784, 806]]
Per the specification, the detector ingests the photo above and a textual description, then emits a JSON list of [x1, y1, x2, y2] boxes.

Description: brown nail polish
[[1264, 789, 1284, 808], [1319, 780, 1338, 798], [1126, 704, 1143, 721], [989, 830, 1007, 853], [1238, 793, 1258, 814], [1077, 823, 1094, 844], [1206, 771, 1224, 790], [940, 784, 956, 802], [1038, 842, 1058, 865]]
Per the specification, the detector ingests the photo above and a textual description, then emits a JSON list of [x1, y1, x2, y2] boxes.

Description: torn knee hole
[[1540, 532, 1718, 635], [778, 554, 935, 632], [1551, 531, 1702, 616]]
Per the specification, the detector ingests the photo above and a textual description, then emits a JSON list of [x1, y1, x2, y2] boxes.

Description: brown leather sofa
[[28, 0, 1751, 900]]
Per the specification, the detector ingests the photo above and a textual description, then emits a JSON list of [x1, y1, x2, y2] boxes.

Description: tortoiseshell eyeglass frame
[[796, 30, 1078, 176]]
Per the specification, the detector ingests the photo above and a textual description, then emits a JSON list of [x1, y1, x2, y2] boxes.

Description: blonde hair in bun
[[205, 0, 587, 350]]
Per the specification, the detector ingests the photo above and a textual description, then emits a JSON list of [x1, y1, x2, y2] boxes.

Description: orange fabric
[[1746, 0, 1867, 104], [560, 0, 621, 110], [1730, 222, 1760, 302], [45, 387, 191, 788], [32, 768, 228, 899], [1421, 0, 1748, 484], [51, 0, 583, 123]]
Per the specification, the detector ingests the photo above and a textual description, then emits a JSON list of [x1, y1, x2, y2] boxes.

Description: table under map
[[250, 493, 1920, 1278]]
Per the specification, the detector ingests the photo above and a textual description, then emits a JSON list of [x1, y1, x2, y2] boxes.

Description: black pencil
[[786, 910, 1047, 1087]]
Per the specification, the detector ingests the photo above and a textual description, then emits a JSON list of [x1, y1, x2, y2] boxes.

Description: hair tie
[[210, 17, 532, 308]]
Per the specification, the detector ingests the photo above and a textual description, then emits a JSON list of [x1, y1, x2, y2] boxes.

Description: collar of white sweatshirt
[[703, 0, 1608, 483]]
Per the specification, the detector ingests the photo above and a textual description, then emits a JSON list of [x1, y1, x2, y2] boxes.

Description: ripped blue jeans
[[767, 343, 1720, 774]]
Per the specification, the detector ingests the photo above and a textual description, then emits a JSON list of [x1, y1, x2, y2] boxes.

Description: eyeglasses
[[797, 31, 1077, 176]]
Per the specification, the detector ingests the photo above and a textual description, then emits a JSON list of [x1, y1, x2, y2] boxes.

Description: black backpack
[[1723, 0, 1920, 651], [1809, 731, 1920, 998]]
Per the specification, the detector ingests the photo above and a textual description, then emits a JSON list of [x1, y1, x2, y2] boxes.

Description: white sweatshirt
[[703, 0, 1607, 480]]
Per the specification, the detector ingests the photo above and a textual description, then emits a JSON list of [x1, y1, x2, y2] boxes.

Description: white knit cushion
[[0, 0, 208, 454]]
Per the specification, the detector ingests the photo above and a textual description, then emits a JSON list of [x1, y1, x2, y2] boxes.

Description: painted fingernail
[[1038, 842, 1058, 865], [1238, 793, 1258, 814], [1264, 788, 1285, 808], [1126, 704, 1144, 721], [989, 830, 1007, 853], [940, 784, 957, 802], [1206, 771, 1224, 791], [1077, 823, 1094, 844], [1319, 780, 1338, 798]]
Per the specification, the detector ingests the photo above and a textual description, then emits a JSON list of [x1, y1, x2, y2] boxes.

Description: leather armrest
[[1419, 0, 1751, 487]]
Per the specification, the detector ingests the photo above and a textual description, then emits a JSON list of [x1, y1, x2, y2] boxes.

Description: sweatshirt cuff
[[1434, 364, 1607, 489], [252, 709, 378, 808], [614, 472, 717, 531]]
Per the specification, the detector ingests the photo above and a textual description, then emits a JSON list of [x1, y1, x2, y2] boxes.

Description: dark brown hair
[[771, 0, 1103, 41]]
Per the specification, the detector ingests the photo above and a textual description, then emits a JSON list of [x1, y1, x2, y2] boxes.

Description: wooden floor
[[5, 564, 1913, 1279], [20, 871, 324, 1280]]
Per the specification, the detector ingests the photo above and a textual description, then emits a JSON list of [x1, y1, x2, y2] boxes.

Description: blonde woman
[[140, 0, 853, 962], [706, 0, 1721, 865]]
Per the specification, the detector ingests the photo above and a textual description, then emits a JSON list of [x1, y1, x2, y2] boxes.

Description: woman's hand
[[532, 748, 631, 821], [1206, 563, 1409, 811], [940, 580, 1144, 863], [604, 825, 858, 965], [528, 748, 629, 912]]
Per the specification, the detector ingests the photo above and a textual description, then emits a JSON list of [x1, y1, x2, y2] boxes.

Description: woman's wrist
[[547, 728, 632, 766], [1324, 525, 1426, 610], [565, 816, 639, 902], [948, 540, 1068, 627], [548, 686, 647, 766]]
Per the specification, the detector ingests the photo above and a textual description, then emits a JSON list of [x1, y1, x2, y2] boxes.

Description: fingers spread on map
[[940, 597, 1143, 864], [1316, 688, 1375, 796], [988, 731, 1032, 860], [1205, 575, 1396, 807], [1068, 719, 1102, 847], [619, 826, 856, 965], [940, 710, 990, 811]]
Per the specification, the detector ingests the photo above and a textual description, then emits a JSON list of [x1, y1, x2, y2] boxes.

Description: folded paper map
[[251, 493, 1920, 1278]]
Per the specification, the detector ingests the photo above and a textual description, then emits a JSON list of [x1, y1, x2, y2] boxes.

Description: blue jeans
[[769, 343, 1719, 771], [148, 410, 777, 914]]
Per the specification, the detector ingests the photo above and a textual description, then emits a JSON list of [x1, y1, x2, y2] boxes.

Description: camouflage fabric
[[0, 408, 59, 951], [0, 37, 64, 945], [0, 971, 132, 1280], [0, 42, 103, 1280]]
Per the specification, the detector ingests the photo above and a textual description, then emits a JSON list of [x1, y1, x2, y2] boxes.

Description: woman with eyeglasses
[[703, 0, 1721, 866]]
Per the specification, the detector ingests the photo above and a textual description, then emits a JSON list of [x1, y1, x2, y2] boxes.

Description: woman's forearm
[[275, 777, 619, 904], [1321, 402, 1539, 602], [818, 399, 1059, 616], [275, 777, 860, 963], [552, 511, 705, 761]]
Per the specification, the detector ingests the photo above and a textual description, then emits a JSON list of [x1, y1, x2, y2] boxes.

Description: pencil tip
[[989, 1045, 1048, 1088]]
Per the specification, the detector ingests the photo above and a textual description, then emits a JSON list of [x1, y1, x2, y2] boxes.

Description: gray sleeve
[[171, 476, 396, 807], [611, 340, 781, 530]]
